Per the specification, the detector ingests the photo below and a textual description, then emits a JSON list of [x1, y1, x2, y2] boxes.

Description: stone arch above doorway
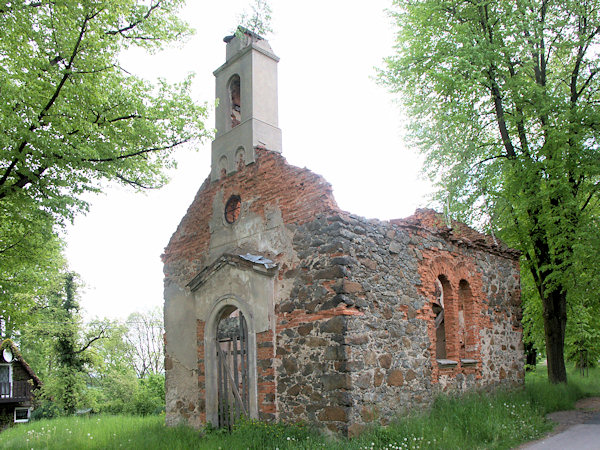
[[204, 295, 258, 427]]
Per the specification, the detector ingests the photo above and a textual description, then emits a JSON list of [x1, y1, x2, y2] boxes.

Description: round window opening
[[225, 195, 241, 224]]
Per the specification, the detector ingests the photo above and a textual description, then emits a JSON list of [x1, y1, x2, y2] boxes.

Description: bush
[[30, 401, 62, 421], [124, 374, 166, 416]]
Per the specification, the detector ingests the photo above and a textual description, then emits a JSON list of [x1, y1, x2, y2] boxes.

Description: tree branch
[[105, 114, 141, 124], [39, 13, 91, 121], [0, 1, 42, 14], [1, 166, 48, 199], [0, 164, 48, 200], [580, 181, 599, 212], [0, 238, 23, 255], [114, 174, 154, 189], [488, 68, 517, 158], [75, 328, 106, 355], [72, 64, 117, 75], [576, 68, 599, 101], [84, 139, 188, 162], [571, 22, 600, 104], [476, 4, 517, 158], [472, 153, 509, 168], [105, 0, 163, 36]]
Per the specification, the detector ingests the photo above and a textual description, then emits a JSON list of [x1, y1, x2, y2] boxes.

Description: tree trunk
[[542, 288, 568, 383]]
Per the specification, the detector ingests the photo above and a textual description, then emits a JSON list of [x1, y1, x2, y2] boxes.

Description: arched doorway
[[216, 306, 249, 428]]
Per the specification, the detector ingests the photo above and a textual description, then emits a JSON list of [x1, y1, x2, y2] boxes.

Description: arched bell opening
[[228, 75, 241, 129]]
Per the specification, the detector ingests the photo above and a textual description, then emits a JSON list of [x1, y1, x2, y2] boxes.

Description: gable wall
[[163, 149, 340, 427], [11, 362, 31, 383], [163, 148, 340, 286]]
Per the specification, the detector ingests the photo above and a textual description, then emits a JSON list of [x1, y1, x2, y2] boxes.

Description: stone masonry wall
[[163, 147, 523, 434], [163, 149, 340, 427], [275, 211, 523, 436]]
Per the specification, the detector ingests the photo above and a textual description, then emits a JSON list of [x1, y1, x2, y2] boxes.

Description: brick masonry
[[163, 149, 524, 435]]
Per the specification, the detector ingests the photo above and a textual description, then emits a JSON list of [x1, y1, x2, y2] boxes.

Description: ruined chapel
[[162, 29, 525, 436]]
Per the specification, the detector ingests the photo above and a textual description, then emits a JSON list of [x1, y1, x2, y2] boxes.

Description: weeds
[[1, 365, 597, 449]]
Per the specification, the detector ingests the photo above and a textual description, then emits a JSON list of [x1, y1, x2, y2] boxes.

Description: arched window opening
[[216, 306, 249, 428], [229, 75, 241, 128], [224, 195, 241, 224], [218, 155, 228, 179], [235, 147, 246, 171], [459, 280, 474, 361], [433, 277, 449, 359]]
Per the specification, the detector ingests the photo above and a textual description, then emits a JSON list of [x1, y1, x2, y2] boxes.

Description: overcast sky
[[65, 0, 433, 321]]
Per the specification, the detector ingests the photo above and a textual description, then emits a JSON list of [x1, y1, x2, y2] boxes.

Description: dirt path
[[516, 397, 600, 449]]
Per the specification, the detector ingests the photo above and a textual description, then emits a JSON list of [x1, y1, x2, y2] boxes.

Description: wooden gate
[[216, 313, 249, 428]]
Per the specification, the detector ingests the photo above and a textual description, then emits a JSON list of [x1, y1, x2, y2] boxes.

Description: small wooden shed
[[0, 339, 41, 426]]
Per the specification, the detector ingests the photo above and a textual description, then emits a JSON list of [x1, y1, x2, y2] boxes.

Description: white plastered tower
[[210, 28, 282, 181]]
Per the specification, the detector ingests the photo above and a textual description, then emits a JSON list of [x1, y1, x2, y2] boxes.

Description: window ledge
[[460, 358, 478, 366], [437, 359, 458, 368]]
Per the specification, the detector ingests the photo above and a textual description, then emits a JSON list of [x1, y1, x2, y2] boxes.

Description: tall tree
[[125, 308, 164, 378], [21, 273, 107, 414], [0, 0, 210, 222], [380, 0, 600, 383], [52, 274, 109, 414], [0, 1, 211, 318]]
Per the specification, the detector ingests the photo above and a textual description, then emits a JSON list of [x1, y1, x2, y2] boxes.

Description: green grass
[[346, 365, 599, 450], [1, 366, 598, 449], [0, 415, 203, 449]]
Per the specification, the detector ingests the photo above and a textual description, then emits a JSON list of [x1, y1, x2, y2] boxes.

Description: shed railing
[[0, 381, 32, 402]]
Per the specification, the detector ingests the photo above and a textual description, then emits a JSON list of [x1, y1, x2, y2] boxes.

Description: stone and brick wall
[[163, 149, 524, 435], [256, 330, 277, 420], [163, 149, 340, 427], [275, 211, 523, 435], [163, 148, 340, 286]]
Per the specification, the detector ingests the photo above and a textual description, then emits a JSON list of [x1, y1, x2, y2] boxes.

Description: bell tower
[[211, 28, 282, 181]]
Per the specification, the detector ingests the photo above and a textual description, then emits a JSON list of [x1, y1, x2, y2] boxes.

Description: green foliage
[[0, 204, 65, 336], [34, 273, 91, 414], [380, 0, 600, 383], [3, 367, 599, 449], [16, 273, 110, 415], [19, 301, 166, 417], [564, 213, 600, 368], [30, 400, 63, 422], [526, 364, 600, 398], [521, 269, 545, 355], [204, 416, 316, 449], [237, 0, 273, 37], [91, 369, 138, 414], [0, 415, 200, 449], [0, 0, 210, 220], [88, 372, 165, 416], [0, 0, 211, 329], [126, 374, 166, 416]]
